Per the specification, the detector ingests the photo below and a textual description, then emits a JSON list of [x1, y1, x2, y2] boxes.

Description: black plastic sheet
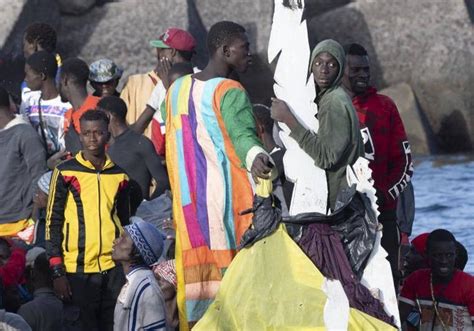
[[283, 185, 378, 279]]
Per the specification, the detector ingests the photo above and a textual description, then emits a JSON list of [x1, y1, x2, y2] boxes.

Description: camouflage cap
[[89, 58, 123, 83]]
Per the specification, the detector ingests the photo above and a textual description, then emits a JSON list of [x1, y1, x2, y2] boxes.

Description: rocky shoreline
[[1, 0, 472, 154]]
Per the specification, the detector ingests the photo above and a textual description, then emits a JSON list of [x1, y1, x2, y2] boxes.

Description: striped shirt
[[114, 267, 167, 331], [400, 269, 474, 330]]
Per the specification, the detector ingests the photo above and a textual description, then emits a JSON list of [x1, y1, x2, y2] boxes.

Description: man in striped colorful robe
[[165, 21, 272, 328]]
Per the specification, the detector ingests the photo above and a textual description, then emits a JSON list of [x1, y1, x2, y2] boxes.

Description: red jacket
[[0, 246, 26, 287], [352, 87, 413, 214]]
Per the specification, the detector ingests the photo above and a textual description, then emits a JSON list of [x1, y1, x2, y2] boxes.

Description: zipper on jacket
[[65, 223, 70, 252], [97, 171, 103, 272]]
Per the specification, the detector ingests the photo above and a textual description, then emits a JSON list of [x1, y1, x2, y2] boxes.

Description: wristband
[[49, 257, 63, 267], [51, 264, 66, 279]]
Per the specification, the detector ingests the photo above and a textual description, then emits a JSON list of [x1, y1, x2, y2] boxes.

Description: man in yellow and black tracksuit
[[46, 109, 131, 331]]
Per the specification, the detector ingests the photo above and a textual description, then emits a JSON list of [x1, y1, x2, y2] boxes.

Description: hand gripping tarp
[[239, 176, 282, 249], [193, 226, 396, 331]]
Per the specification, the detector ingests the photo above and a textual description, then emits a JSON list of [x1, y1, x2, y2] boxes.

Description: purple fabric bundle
[[298, 223, 394, 325]]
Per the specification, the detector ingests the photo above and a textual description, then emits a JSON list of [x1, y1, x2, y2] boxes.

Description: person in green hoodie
[[271, 39, 363, 212]]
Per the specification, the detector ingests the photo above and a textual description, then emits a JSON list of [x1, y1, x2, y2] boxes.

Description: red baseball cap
[[150, 28, 196, 52]]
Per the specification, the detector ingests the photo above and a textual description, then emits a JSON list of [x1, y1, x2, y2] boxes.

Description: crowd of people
[[0, 19, 473, 331]]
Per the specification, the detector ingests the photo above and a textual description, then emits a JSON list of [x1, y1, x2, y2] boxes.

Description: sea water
[[411, 154, 474, 273]]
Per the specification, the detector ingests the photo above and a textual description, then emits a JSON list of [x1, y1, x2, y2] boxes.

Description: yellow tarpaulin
[[193, 226, 396, 331]]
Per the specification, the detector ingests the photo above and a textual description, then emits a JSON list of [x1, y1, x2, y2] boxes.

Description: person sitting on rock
[[399, 229, 474, 330]]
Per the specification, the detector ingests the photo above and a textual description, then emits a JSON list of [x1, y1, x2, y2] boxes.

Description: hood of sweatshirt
[[309, 39, 346, 101]]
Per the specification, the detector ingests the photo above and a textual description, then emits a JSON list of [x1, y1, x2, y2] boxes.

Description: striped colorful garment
[[165, 75, 262, 329]]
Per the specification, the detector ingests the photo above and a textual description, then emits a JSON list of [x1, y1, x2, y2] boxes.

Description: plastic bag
[[239, 195, 281, 249], [283, 185, 377, 279], [193, 226, 395, 331]]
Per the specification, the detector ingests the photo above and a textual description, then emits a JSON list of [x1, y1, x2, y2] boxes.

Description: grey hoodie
[[0, 309, 32, 331], [0, 115, 47, 224], [290, 39, 364, 211]]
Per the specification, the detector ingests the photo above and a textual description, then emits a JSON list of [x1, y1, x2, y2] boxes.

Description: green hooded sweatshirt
[[289, 39, 364, 211]]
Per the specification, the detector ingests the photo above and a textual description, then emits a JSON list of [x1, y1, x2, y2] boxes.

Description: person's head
[[310, 39, 345, 90], [0, 238, 11, 267], [24, 50, 58, 91], [207, 21, 251, 74], [342, 43, 370, 96], [59, 58, 89, 103], [23, 22, 57, 58], [150, 28, 196, 65], [455, 241, 468, 271], [427, 229, 457, 282], [0, 86, 10, 113], [89, 58, 123, 97], [168, 62, 194, 85], [30, 253, 52, 289], [97, 96, 128, 131], [79, 109, 110, 156], [112, 220, 165, 267], [253, 103, 274, 143], [404, 232, 430, 276]]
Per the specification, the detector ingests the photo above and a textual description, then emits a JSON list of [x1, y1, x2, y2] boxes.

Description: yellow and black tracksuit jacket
[[46, 152, 130, 273]]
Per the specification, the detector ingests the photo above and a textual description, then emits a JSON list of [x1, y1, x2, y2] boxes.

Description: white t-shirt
[[20, 91, 71, 155], [114, 268, 166, 331], [146, 80, 167, 133]]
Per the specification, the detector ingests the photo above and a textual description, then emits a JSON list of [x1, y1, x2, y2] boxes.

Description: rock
[[57, 0, 190, 84], [191, 0, 274, 103], [0, 0, 24, 49], [58, 0, 96, 16], [304, 0, 352, 17], [58, 0, 275, 103], [0, 0, 60, 56], [380, 83, 433, 155], [411, 45, 473, 153], [2, 0, 469, 153], [0, 0, 60, 99], [0, 0, 25, 99], [192, 0, 273, 54], [307, 0, 474, 153]]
